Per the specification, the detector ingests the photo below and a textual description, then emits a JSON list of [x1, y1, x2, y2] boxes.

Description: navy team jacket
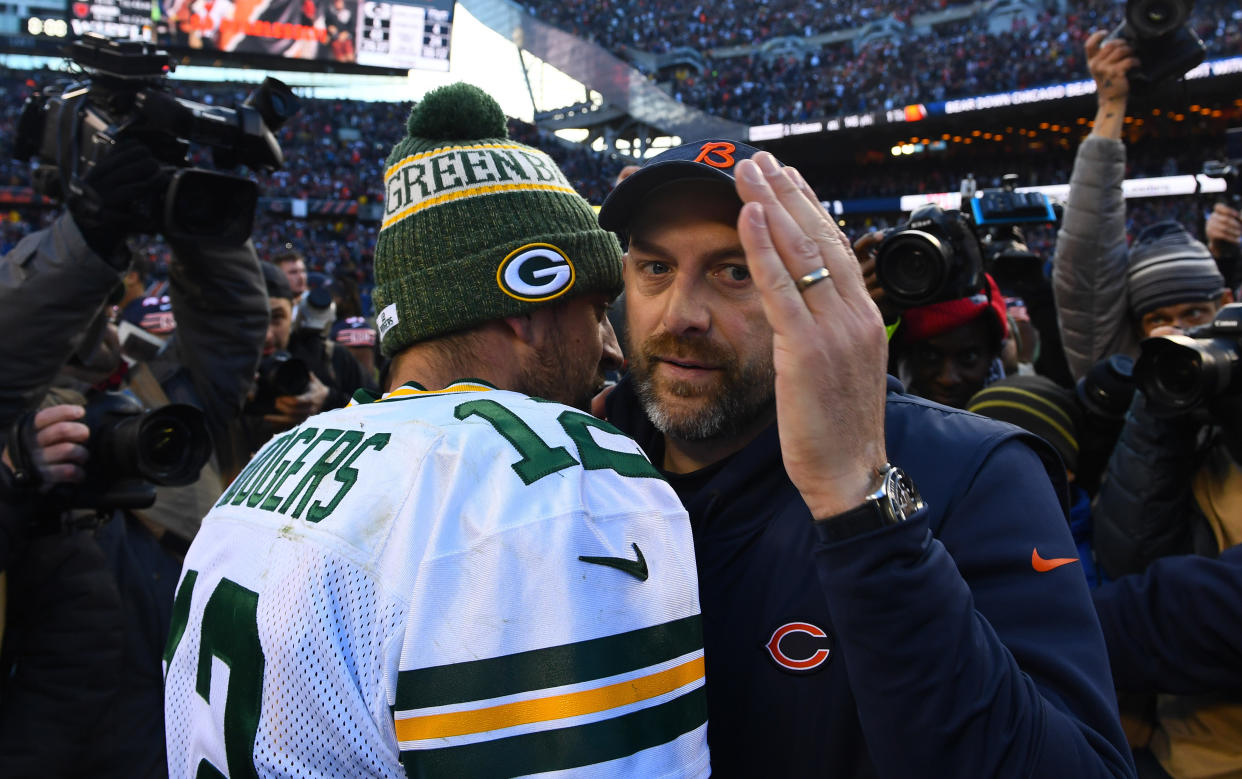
[[608, 375, 1135, 778]]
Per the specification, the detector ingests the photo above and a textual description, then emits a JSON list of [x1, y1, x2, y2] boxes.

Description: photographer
[[282, 267, 377, 415], [1052, 31, 1232, 381], [0, 404, 125, 777], [892, 274, 1010, 409], [855, 229, 1011, 408], [0, 148, 265, 776], [1054, 28, 1242, 779], [1054, 31, 1238, 572], [256, 261, 371, 424], [0, 46, 275, 774]]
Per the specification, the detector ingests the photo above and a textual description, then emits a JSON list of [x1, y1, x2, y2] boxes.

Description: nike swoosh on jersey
[[1031, 548, 1079, 572], [580, 543, 648, 582]]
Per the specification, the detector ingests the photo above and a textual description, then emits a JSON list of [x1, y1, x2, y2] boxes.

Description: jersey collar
[[348, 378, 497, 407]]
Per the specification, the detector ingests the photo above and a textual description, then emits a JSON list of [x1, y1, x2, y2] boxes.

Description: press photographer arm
[[1206, 202, 1242, 291], [1052, 31, 1141, 382], [0, 141, 165, 430], [1206, 203, 1242, 260], [159, 232, 268, 446]]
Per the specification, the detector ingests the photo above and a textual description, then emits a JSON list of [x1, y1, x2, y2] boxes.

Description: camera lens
[[1136, 334, 1242, 415], [1128, 0, 1187, 38], [271, 358, 311, 397], [1150, 348, 1203, 404], [139, 417, 193, 470], [876, 230, 950, 307], [165, 169, 258, 245], [134, 405, 212, 485]]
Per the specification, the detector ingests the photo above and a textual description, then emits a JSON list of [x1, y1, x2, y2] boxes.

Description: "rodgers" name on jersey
[[216, 426, 391, 523]]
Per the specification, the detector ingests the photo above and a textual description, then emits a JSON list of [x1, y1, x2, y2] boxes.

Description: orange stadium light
[[904, 104, 928, 122]]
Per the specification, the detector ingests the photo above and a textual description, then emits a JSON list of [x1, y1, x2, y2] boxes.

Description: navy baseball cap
[[598, 138, 766, 233]]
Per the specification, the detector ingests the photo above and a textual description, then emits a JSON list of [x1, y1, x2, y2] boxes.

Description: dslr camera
[[874, 204, 985, 309], [247, 351, 311, 415], [13, 34, 299, 245], [875, 176, 1055, 308], [8, 391, 211, 511], [1134, 302, 1242, 415], [1106, 0, 1206, 91]]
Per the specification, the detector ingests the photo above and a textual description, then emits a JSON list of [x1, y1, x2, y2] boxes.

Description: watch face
[[884, 467, 925, 520]]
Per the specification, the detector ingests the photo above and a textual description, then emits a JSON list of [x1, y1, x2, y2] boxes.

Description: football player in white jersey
[[163, 83, 709, 778]]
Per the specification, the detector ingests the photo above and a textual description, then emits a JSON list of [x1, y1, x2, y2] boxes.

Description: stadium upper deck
[[522, 0, 1239, 125]]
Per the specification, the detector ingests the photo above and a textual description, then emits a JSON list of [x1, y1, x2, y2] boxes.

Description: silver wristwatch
[[813, 463, 926, 542]]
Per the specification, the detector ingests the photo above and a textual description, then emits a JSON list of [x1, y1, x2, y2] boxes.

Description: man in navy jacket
[[597, 140, 1134, 777]]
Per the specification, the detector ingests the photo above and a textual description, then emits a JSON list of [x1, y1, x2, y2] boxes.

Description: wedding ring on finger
[[795, 266, 832, 293]]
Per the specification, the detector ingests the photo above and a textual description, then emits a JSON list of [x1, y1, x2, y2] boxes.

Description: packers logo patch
[[765, 621, 832, 673], [497, 244, 576, 302]]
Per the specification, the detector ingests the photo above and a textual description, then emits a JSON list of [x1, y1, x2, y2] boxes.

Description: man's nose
[[935, 359, 960, 387], [661, 275, 711, 336], [600, 316, 624, 374]]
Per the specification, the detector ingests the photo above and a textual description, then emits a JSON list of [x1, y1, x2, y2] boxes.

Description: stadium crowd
[[1, 10, 1242, 778], [1, 68, 1228, 289], [522, 0, 969, 54], [667, 0, 1240, 124]]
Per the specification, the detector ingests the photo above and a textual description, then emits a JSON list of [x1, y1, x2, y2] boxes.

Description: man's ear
[[502, 311, 538, 347], [1221, 288, 1235, 305]]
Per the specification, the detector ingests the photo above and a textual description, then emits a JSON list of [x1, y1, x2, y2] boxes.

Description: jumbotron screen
[[67, 0, 454, 70]]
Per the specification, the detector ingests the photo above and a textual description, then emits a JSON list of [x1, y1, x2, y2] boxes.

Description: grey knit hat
[[1127, 220, 1224, 317]]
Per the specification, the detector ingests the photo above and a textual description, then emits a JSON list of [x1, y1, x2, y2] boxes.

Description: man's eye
[[641, 261, 670, 275], [719, 266, 750, 283]]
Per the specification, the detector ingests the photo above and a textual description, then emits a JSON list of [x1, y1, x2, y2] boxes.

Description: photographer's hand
[[1206, 203, 1242, 258], [1086, 30, 1139, 140], [67, 141, 163, 261], [2, 405, 90, 487], [264, 374, 330, 430], [853, 230, 900, 324]]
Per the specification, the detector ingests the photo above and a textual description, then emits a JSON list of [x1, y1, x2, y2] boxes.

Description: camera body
[[1134, 303, 1242, 416], [247, 351, 312, 415], [875, 204, 985, 309], [14, 391, 213, 511], [1107, 0, 1206, 91], [876, 177, 1056, 309], [13, 34, 299, 245]]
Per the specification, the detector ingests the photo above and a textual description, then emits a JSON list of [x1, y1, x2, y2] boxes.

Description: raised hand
[[734, 152, 889, 519]]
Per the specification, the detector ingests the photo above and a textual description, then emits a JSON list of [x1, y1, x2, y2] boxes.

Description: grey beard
[[634, 366, 775, 442]]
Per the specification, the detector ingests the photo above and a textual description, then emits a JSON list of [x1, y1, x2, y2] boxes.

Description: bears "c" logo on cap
[[694, 141, 736, 169], [497, 243, 577, 302], [766, 621, 832, 673]]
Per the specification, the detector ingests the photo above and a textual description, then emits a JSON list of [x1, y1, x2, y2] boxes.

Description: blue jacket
[[1094, 543, 1242, 695], [608, 374, 1134, 778]]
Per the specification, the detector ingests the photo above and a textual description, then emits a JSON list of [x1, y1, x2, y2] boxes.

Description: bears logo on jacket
[[766, 621, 832, 673]]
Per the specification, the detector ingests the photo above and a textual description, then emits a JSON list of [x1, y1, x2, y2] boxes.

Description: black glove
[[67, 141, 163, 261]]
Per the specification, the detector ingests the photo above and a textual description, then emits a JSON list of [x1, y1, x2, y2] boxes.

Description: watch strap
[[813, 501, 890, 543]]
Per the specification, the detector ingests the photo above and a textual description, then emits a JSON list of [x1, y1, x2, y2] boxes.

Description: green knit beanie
[[373, 82, 623, 357]]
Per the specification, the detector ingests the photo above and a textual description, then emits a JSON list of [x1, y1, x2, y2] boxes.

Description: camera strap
[[6, 411, 44, 490]]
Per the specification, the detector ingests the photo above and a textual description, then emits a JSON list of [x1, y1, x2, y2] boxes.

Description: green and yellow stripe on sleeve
[[392, 614, 707, 777]]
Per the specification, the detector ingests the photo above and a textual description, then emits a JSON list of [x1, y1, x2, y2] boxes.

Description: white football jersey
[[164, 380, 709, 778]]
